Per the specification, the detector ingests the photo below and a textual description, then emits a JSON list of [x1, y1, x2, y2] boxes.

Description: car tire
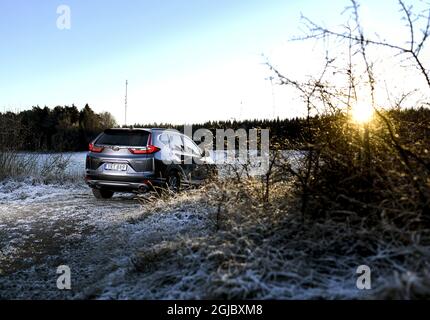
[[166, 171, 181, 193], [92, 188, 114, 199]]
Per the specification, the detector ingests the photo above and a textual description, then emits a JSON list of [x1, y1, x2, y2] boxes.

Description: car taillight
[[128, 145, 160, 154], [89, 143, 104, 153]]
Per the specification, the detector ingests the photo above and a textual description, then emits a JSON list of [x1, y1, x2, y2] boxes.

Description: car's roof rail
[[104, 127, 151, 133], [103, 127, 182, 134]]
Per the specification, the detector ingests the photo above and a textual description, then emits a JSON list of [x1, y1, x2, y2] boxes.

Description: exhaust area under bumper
[[85, 175, 165, 192]]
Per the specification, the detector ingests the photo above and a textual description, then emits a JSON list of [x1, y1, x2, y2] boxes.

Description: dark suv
[[85, 128, 216, 199]]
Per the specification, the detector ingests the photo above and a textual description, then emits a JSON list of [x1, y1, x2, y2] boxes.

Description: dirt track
[[0, 181, 209, 299]]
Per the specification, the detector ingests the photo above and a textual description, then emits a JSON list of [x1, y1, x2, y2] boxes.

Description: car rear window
[[96, 130, 150, 147]]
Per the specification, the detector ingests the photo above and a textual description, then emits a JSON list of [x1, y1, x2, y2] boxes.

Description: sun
[[351, 102, 374, 124]]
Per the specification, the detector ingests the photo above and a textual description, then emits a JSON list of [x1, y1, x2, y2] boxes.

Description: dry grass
[[131, 175, 430, 299], [0, 152, 39, 180], [0, 151, 81, 184]]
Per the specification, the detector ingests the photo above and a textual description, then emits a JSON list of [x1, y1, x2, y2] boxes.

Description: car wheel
[[166, 171, 181, 193], [92, 188, 114, 199]]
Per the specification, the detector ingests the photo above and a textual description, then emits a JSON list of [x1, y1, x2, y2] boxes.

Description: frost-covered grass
[[129, 180, 430, 299]]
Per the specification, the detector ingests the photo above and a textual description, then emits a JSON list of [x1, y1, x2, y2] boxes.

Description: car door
[[167, 133, 193, 184], [183, 135, 207, 183]]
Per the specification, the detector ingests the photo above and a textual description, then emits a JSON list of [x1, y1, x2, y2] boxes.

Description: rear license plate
[[104, 163, 127, 171]]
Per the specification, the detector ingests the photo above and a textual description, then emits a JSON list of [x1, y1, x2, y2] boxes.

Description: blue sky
[[0, 0, 415, 124]]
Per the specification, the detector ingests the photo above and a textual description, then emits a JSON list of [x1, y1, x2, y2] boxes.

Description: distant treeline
[[0, 104, 116, 151], [131, 106, 430, 150], [130, 117, 307, 149], [0, 105, 429, 151]]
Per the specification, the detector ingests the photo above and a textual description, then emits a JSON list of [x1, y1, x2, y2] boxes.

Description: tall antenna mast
[[266, 76, 276, 118], [125, 80, 128, 127]]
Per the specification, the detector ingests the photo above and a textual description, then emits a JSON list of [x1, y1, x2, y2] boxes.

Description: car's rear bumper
[[85, 171, 165, 192]]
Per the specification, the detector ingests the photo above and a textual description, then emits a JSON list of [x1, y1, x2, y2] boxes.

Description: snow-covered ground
[[0, 180, 373, 300], [0, 178, 374, 300], [0, 179, 212, 299]]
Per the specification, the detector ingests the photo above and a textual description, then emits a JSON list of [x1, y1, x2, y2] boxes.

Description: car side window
[[183, 136, 202, 156], [158, 133, 170, 146], [169, 134, 184, 153]]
